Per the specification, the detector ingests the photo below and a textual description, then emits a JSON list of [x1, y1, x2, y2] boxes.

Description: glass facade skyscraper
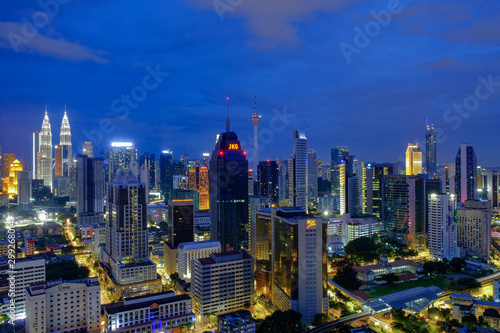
[[455, 144, 477, 203], [425, 121, 437, 178], [209, 130, 248, 252]]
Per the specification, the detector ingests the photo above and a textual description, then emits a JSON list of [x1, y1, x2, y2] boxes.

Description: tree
[[449, 257, 466, 272], [159, 221, 168, 229], [46, 260, 90, 281], [61, 245, 74, 254], [312, 313, 328, 326], [169, 272, 179, 285], [381, 273, 400, 284], [344, 237, 379, 263], [257, 310, 304, 333], [391, 308, 429, 333], [461, 314, 478, 327], [450, 278, 481, 292], [333, 263, 362, 291]]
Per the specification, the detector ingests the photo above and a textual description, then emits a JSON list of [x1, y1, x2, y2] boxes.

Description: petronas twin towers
[[34, 107, 72, 190]]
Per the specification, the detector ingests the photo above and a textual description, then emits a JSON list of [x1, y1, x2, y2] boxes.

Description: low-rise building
[[25, 277, 100, 333], [103, 291, 194, 333], [218, 310, 256, 333], [353, 255, 423, 282]]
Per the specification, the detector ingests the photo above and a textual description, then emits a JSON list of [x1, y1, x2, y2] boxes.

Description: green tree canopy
[[391, 308, 429, 333], [344, 236, 378, 264], [256, 310, 304, 333], [46, 260, 90, 281], [381, 273, 400, 284], [333, 263, 362, 291]]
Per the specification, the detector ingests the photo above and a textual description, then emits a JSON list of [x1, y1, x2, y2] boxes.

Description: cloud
[[0, 21, 109, 63], [186, 0, 359, 45], [418, 56, 462, 71]]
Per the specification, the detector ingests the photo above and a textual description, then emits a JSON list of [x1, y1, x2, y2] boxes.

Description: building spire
[[226, 97, 230, 132], [64, 105, 67, 115], [45, 105, 47, 115], [254, 91, 257, 111]]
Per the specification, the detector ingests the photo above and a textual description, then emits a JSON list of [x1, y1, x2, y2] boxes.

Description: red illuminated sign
[[228, 143, 239, 150]]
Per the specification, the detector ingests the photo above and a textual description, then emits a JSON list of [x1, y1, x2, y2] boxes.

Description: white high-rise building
[[288, 131, 308, 210], [40, 110, 53, 190], [1, 256, 45, 320], [457, 200, 491, 259], [177, 240, 221, 282], [101, 169, 161, 298], [191, 251, 254, 318], [428, 194, 459, 261], [25, 277, 101, 333], [82, 141, 94, 158]]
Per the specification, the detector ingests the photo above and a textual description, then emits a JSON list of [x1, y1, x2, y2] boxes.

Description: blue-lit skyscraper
[[425, 120, 437, 178], [455, 144, 478, 203], [159, 150, 173, 199]]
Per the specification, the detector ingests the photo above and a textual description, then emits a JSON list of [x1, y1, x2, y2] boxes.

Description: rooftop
[[103, 292, 191, 315]]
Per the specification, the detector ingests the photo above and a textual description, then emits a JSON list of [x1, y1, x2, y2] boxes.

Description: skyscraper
[[60, 109, 72, 165], [339, 156, 357, 215], [3, 159, 22, 199], [331, 146, 349, 199], [270, 207, 328, 324], [457, 200, 491, 259], [257, 160, 279, 204], [307, 147, 318, 205], [139, 152, 157, 192], [428, 193, 459, 261], [425, 120, 437, 178], [209, 102, 249, 252], [77, 154, 105, 225], [40, 110, 53, 189], [250, 92, 261, 174], [277, 159, 289, 205], [82, 141, 94, 158], [360, 162, 393, 218], [187, 166, 209, 210], [406, 143, 422, 175], [101, 169, 161, 298], [288, 130, 308, 210], [455, 144, 478, 203], [18, 170, 33, 212], [106, 142, 137, 182], [159, 150, 174, 199], [32, 131, 40, 179], [167, 199, 194, 247]]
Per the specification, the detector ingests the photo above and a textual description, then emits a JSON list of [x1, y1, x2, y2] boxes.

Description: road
[[304, 312, 372, 333]]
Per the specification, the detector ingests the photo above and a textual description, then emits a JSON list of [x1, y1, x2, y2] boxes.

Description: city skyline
[[1, 1, 500, 167]]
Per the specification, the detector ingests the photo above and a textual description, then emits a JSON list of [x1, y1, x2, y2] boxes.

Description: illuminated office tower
[[257, 160, 279, 204], [1, 154, 15, 181], [167, 199, 194, 247], [406, 143, 422, 175], [382, 175, 440, 249], [160, 150, 174, 198], [425, 120, 437, 178], [57, 109, 72, 176], [202, 153, 210, 167], [277, 159, 289, 205], [455, 144, 477, 203], [3, 159, 22, 199], [248, 169, 255, 196], [270, 207, 328, 324], [317, 159, 323, 179], [101, 169, 161, 299], [250, 92, 261, 174], [288, 130, 308, 210], [209, 101, 249, 252], [77, 154, 105, 225], [307, 147, 318, 205], [40, 110, 53, 189], [188, 166, 209, 210], [331, 146, 349, 198], [478, 170, 500, 207], [339, 156, 357, 215], [428, 194, 459, 261], [457, 200, 491, 259], [33, 131, 40, 179], [360, 162, 393, 218], [248, 195, 269, 258], [106, 142, 137, 182], [18, 170, 33, 212], [139, 152, 156, 191], [82, 141, 94, 158]]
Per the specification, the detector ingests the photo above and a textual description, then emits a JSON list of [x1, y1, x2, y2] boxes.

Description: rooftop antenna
[[226, 97, 230, 132], [254, 91, 257, 110]]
